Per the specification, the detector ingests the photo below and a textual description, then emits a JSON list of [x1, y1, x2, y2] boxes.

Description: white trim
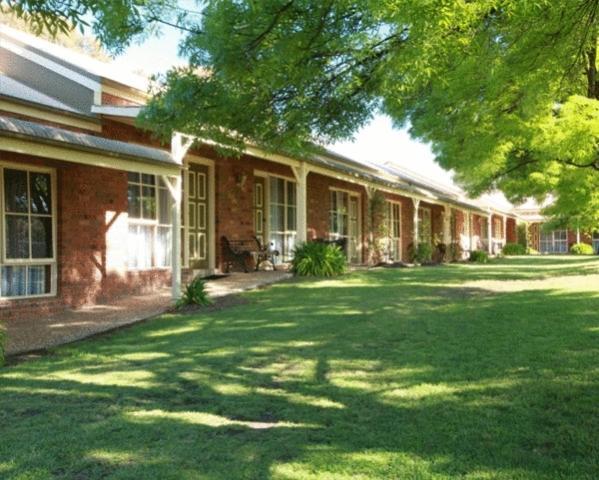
[[184, 156, 216, 273], [1, 136, 180, 177], [0, 162, 57, 299], [0, 99, 102, 132], [91, 105, 141, 117], [0, 24, 148, 93], [0, 37, 101, 93]]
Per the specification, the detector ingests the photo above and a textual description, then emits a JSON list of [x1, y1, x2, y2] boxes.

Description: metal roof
[[0, 74, 86, 114], [0, 115, 176, 166]]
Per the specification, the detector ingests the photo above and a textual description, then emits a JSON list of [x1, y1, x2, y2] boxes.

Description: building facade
[[0, 26, 523, 322]]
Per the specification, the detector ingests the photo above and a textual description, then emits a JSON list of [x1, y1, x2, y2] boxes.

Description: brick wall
[[506, 218, 517, 243], [0, 153, 170, 322], [306, 172, 369, 263]]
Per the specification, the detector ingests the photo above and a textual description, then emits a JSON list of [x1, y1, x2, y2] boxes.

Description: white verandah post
[[292, 163, 308, 245], [443, 205, 451, 245], [487, 212, 493, 255], [169, 132, 195, 301], [412, 198, 420, 246], [502, 215, 508, 250]]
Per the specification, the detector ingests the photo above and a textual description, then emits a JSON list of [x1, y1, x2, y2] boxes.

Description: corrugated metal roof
[[0, 115, 176, 166], [0, 74, 86, 114]]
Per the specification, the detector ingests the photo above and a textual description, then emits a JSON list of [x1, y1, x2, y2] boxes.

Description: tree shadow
[[1, 264, 598, 479]]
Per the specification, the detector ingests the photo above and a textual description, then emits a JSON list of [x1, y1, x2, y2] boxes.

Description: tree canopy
[[5, 1, 599, 229]]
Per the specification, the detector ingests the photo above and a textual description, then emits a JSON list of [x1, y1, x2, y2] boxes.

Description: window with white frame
[[127, 172, 173, 269], [593, 231, 599, 254], [385, 201, 401, 261], [493, 217, 502, 239], [1, 165, 55, 298], [330, 189, 360, 263], [269, 176, 297, 262], [539, 228, 568, 254]]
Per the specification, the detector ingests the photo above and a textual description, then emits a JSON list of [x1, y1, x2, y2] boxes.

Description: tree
[[6, 1, 598, 229], [139, 0, 599, 231], [0, 10, 109, 60], [0, 0, 193, 54]]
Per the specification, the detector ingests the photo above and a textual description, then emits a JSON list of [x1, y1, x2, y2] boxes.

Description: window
[[493, 217, 502, 239], [417, 207, 432, 245], [539, 228, 568, 254], [330, 189, 360, 263], [127, 173, 173, 269], [593, 231, 599, 254], [384, 201, 401, 261], [269, 177, 296, 261], [1, 166, 55, 298]]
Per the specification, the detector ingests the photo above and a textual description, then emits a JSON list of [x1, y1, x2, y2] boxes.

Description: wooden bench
[[220, 236, 280, 273]]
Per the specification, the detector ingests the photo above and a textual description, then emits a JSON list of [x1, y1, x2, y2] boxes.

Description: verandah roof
[[0, 115, 175, 167]]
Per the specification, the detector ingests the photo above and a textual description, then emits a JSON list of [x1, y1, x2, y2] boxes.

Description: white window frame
[[0, 162, 57, 299], [127, 173, 173, 270], [329, 187, 362, 263], [417, 206, 432, 246], [539, 228, 568, 254], [265, 173, 297, 262], [385, 200, 402, 261]]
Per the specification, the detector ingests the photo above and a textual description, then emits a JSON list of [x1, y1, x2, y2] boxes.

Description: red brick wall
[[101, 92, 144, 107], [0, 153, 170, 322], [306, 172, 368, 262], [506, 218, 517, 243]]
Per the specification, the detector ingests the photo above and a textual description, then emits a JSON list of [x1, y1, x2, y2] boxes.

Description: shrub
[[0, 325, 5, 367], [570, 243, 594, 255], [469, 250, 489, 263], [446, 242, 463, 262], [527, 247, 539, 255], [502, 243, 527, 255], [409, 242, 433, 264], [517, 223, 528, 248], [292, 241, 347, 276], [176, 277, 212, 309]]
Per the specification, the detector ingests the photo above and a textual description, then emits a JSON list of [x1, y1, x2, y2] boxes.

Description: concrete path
[[4, 270, 291, 356]]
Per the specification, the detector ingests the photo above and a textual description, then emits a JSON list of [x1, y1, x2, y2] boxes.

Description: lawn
[[1, 256, 598, 480]]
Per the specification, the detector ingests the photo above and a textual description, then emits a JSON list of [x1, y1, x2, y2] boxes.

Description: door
[[348, 196, 360, 263], [386, 201, 401, 261], [253, 177, 266, 245], [187, 163, 209, 269]]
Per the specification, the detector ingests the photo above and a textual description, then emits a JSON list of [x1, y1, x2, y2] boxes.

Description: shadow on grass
[[0, 259, 598, 479]]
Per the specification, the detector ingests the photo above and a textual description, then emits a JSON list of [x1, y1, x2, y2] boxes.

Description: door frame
[[254, 169, 298, 261], [328, 186, 363, 264], [184, 155, 215, 273]]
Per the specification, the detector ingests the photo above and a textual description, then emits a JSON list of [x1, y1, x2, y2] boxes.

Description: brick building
[[0, 25, 523, 321]]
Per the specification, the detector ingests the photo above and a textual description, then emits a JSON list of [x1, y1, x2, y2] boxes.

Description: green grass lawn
[[1, 257, 598, 480]]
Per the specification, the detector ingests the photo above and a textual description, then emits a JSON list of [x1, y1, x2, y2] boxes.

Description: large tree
[[6, 1, 599, 229]]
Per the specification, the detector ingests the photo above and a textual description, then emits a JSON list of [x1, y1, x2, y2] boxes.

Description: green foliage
[[527, 247, 540, 255], [469, 250, 489, 264], [446, 242, 463, 263], [517, 223, 528, 248], [0, 325, 4, 367], [1, 257, 598, 478], [1, 0, 180, 54], [502, 243, 527, 256], [176, 277, 212, 309], [292, 241, 347, 277], [136, 1, 599, 231], [409, 242, 433, 264], [570, 243, 595, 255]]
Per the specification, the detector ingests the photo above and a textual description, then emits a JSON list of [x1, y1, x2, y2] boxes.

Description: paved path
[[4, 271, 291, 356]]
